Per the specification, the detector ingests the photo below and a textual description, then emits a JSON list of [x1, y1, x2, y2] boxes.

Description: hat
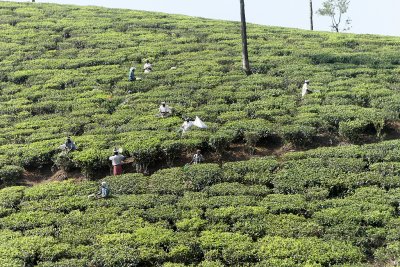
[[196, 149, 201, 153], [305, 80, 310, 83], [161, 101, 166, 105], [101, 181, 107, 186]]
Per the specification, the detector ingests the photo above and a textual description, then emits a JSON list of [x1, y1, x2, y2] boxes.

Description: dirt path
[[21, 169, 85, 186], [19, 122, 400, 186], [17, 140, 321, 186]]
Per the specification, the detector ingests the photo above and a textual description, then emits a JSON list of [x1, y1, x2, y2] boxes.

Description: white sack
[[193, 116, 207, 129]]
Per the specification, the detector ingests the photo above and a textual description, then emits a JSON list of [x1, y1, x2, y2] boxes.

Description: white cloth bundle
[[193, 116, 207, 129]]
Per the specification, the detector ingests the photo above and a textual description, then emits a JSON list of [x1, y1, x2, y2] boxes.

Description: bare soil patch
[[18, 122, 400, 186]]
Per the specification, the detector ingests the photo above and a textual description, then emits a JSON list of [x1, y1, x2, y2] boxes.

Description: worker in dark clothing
[[129, 67, 136, 81], [191, 150, 204, 164]]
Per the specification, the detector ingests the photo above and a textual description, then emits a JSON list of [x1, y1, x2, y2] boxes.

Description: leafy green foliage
[[0, 2, 400, 266], [0, 1, 398, 177], [0, 165, 23, 185], [0, 143, 399, 265]]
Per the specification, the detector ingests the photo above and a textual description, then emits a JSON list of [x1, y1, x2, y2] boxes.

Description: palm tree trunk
[[309, 0, 314, 30], [240, 0, 251, 75]]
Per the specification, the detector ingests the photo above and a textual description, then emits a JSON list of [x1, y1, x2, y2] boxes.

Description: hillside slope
[[0, 2, 400, 177], [3, 140, 400, 266], [1, 2, 400, 266]]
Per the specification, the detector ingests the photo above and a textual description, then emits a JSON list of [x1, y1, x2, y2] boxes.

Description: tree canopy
[[317, 0, 351, 32]]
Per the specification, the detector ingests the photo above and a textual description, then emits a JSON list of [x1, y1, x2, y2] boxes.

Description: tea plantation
[[1, 1, 400, 266]]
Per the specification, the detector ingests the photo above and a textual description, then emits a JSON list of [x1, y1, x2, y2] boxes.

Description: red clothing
[[113, 165, 122, 175]]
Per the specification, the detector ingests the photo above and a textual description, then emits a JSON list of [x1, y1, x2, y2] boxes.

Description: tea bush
[[0, 1, 400, 266], [1, 138, 399, 266], [0, 165, 23, 185]]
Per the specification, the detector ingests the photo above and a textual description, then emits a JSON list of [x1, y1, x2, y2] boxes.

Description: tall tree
[[317, 0, 351, 32], [309, 0, 314, 30], [240, 0, 251, 75]]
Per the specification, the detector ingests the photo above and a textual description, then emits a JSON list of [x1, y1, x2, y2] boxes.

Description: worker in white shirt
[[301, 80, 313, 98], [180, 118, 193, 134], [109, 149, 125, 176], [159, 102, 172, 118], [143, 60, 152, 73]]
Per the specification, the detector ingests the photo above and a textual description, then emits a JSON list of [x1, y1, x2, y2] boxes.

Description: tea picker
[[180, 116, 207, 134], [143, 60, 153, 73], [180, 118, 194, 134], [109, 148, 125, 176], [301, 80, 312, 98], [128, 67, 136, 81], [159, 102, 172, 118], [99, 181, 110, 198], [88, 181, 110, 199], [190, 149, 204, 164], [128, 67, 142, 81], [301, 79, 321, 98], [59, 136, 76, 152]]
